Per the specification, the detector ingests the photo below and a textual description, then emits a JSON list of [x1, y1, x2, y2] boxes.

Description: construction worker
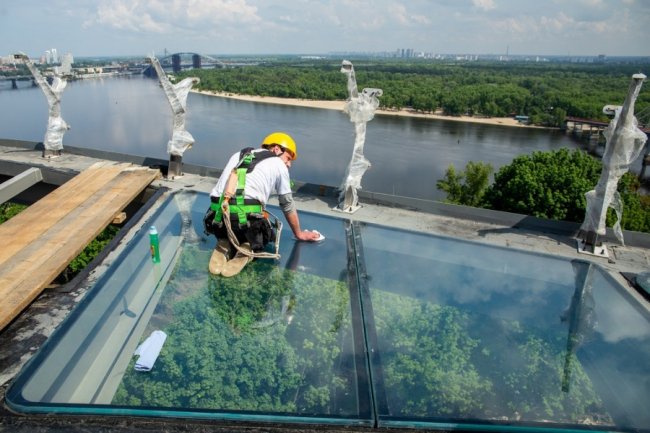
[[204, 132, 321, 277]]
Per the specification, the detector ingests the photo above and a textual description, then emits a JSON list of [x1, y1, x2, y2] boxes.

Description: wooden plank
[[0, 163, 129, 266], [111, 212, 127, 224], [0, 169, 159, 283], [0, 163, 123, 243], [0, 165, 159, 331]]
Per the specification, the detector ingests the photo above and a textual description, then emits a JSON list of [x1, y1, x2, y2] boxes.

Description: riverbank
[[195, 90, 548, 129]]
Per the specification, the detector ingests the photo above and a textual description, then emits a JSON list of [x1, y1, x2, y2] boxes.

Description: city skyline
[[1, 0, 649, 58]]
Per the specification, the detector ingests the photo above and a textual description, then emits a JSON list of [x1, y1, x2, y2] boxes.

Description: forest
[[177, 58, 650, 127]]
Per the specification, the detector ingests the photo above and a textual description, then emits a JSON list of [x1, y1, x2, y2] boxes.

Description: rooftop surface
[[0, 140, 648, 433]]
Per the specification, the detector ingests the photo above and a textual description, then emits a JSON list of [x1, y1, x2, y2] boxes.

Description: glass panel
[[358, 223, 650, 432], [7, 192, 372, 425]]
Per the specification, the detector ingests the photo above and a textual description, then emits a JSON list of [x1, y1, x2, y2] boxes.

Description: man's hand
[[296, 230, 322, 242]]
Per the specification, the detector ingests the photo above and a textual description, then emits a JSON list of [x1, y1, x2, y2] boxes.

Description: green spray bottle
[[149, 226, 160, 263]]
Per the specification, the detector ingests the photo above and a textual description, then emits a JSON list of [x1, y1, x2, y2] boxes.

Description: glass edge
[[379, 418, 623, 433], [5, 398, 374, 427]]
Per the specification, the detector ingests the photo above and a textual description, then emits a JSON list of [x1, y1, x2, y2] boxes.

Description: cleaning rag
[[134, 330, 167, 372], [312, 230, 325, 242], [295, 230, 325, 242]]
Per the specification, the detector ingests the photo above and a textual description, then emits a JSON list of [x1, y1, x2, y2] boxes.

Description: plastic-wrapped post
[[14, 53, 69, 157], [337, 60, 382, 213], [149, 226, 160, 263], [146, 55, 200, 178], [578, 73, 647, 255]]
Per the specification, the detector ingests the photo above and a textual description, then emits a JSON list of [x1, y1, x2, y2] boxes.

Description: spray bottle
[[149, 226, 160, 263]]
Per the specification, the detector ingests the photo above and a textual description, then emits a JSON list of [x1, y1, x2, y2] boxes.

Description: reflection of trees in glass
[[373, 292, 491, 416], [372, 290, 612, 424], [113, 245, 355, 415]]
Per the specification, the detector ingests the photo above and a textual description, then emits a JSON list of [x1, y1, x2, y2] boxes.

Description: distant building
[[0, 55, 19, 65], [60, 53, 74, 74]]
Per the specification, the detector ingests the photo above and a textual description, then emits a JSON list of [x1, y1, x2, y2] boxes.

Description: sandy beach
[[195, 90, 542, 128]]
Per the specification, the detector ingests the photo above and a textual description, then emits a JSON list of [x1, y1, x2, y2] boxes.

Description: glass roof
[[6, 192, 650, 432]]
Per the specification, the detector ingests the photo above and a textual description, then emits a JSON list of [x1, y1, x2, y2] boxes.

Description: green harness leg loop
[[211, 201, 263, 225]]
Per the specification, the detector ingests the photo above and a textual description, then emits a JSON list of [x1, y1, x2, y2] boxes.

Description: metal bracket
[[576, 235, 609, 258]]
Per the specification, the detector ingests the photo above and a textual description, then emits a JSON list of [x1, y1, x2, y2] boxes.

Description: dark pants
[[204, 207, 275, 252]]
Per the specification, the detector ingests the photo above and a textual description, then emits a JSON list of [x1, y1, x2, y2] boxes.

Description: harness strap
[[211, 199, 263, 225], [213, 147, 278, 225], [235, 167, 247, 224]]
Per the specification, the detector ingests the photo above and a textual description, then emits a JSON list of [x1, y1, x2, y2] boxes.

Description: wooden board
[[0, 162, 160, 331]]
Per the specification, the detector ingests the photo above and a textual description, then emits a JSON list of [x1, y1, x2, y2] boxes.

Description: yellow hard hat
[[262, 132, 297, 160]]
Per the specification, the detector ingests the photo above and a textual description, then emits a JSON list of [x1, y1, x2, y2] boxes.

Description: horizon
[[7, 51, 650, 63]]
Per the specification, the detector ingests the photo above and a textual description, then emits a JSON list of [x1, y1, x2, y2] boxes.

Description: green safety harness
[[211, 148, 283, 259], [211, 148, 275, 225]]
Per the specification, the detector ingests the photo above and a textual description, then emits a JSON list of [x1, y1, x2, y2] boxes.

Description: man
[[205, 132, 321, 277]]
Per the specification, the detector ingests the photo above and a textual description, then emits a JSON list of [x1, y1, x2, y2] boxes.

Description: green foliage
[[484, 149, 603, 221], [437, 161, 493, 207], [112, 243, 612, 423], [481, 149, 650, 233], [372, 290, 611, 422], [178, 59, 650, 127], [616, 173, 650, 233], [58, 225, 120, 282], [374, 292, 491, 416], [113, 246, 355, 415], [0, 202, 27, 222]]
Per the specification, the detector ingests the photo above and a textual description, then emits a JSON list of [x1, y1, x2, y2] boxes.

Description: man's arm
[[283, 209, 321, 241], [279, 193, 320, 241]]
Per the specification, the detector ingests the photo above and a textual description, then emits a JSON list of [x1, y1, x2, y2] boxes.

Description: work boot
[[221, 242, 252, 277], [209, 239, 231, 275]]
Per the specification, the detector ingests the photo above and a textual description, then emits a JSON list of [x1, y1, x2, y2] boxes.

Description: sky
[[1, 0, 649, 58]]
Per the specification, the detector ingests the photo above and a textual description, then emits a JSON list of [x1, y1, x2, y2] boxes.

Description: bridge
[[0, 75, 36, 89], [564, 115, 650, 136], [143, 52, 225, 77]]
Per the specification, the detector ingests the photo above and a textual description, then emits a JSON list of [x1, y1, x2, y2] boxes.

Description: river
[[0, 75, 587, 201]]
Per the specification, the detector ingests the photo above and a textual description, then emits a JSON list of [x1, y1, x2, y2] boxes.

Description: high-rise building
[[60, 53, 74, 74], [51, 48, 58, 64], [44, 50, 52, 64]]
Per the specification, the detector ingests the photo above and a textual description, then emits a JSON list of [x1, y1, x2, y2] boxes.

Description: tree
[[616, 173, 650, 233], [482, 149, 650, 233], [437, 161, 493, 207], [484, 149, 602, 221]]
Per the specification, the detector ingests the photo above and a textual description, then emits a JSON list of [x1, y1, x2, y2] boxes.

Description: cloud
[[388, 3, 431, 26], [90, 2, 169, 33], [540, 12, 574, 32], [473, 0, 496, 11], [84, 0, 260, 33]]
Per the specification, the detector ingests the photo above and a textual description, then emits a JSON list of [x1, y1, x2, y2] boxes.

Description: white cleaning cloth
[[294, 230, 325, 242], [134, 330, 167, 372]]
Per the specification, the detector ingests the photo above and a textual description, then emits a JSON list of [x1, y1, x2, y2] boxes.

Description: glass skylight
[[7, 192, 649, 432]]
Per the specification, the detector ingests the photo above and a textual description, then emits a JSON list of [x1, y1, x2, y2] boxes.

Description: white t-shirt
[[210, 148, 292, 205]]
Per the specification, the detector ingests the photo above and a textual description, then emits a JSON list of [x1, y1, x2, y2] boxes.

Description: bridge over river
[[143, 52, 224, 77], [0, 75, 35, 89]]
